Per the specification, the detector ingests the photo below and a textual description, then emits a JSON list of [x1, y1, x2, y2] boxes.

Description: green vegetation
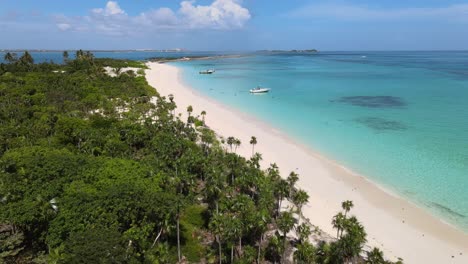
[[94, 58, 148, 69], [0, 51, 399, 263]]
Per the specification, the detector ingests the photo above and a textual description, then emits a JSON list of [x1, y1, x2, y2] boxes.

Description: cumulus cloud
[[288, 3, 468, 22], [92, 1, 126, 16], [179, 0, 251, 28], [56, 23, 71, 31], [55, 0, 250, 35]]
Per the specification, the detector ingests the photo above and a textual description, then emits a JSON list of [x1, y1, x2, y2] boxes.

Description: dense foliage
[[0, 51, 400, 263]]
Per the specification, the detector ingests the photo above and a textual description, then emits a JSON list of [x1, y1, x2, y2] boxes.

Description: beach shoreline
[[146, 61, 468, 263]]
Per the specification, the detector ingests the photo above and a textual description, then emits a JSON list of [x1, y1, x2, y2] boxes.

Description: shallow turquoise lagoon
[[174, 51, 468, 231]]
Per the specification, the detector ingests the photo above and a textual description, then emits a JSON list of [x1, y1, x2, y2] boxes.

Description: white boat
[[250, 86, 270, 94], [199, 69, 215, 74]]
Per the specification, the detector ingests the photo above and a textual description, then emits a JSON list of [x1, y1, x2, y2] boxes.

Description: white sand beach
[[146, 62, 468, 263]]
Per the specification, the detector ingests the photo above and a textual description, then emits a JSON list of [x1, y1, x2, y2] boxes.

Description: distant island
[[257, 49, 319, 53]]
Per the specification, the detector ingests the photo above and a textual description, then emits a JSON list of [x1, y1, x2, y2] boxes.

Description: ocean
[[2, 50, 467, 231], [174, 51, 468, 231]]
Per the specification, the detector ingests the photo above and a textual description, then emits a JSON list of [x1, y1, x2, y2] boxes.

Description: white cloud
[[179, 0, 251, 29], [55, 0, 250, 35], [56, 23, 71, 31], [288, 3, 468, 22], [92, 1, 126, 16]]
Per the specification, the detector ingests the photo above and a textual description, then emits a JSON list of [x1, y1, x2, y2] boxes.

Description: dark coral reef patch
[[337, 96, 406, 108]]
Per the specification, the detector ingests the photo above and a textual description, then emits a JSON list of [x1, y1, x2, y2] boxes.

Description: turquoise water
[[174, 51, 468, 231]]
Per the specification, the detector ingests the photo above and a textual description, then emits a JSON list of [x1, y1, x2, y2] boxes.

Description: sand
[[145, 62, 468, 263]]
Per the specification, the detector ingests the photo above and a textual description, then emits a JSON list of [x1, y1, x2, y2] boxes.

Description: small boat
[[199, 69, 215, 74], [250, 86, 270, 94]]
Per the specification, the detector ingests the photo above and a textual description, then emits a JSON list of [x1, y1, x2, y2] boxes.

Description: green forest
[[0, 51, 401, 263]]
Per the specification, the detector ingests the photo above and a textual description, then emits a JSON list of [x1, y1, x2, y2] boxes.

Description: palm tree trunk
[[218, 236, 222, 264], [151, 228, 163, 248], [238, 237, 242, 257], [257, 234, 263, 264], [177, 213, 181, 262], [282, 233, 287, 264]]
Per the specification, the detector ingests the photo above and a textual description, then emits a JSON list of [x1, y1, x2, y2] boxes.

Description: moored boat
[[199, 69, 215, 74], [250, 86, 271, 93]]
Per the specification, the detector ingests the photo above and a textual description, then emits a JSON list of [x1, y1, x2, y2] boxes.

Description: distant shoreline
[[147, 54, 248, 63]]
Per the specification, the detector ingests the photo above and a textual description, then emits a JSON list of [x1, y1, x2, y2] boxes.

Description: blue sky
[[1, 0, 467, 50]]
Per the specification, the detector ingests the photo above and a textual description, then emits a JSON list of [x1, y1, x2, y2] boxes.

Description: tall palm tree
[[277, 211, 296, 263], [332, 212, 346, 238], [75, 49, 84, 59], [254, 210, 269, 264], [234, 138, 241, 153], [292, 189, 309, 220], [227, 137, 235, 152], [276, 179, 289, 217], [85, 51, 94, 61], [3, 52, 16, 63], [168, 94, 175, 115], [209, 214, 226, 264], [286, 171, 299, 197], [201, 110, 206, 125], [366, 247, 385, 264], [20, 51, 34, 65], [187, 105, 193, 117], [342, 200, 354, 218], [295, 223, 311, 244], [293, 242, 316, 264], [249, 136, 257, 156], [63, 50, 69, 62]]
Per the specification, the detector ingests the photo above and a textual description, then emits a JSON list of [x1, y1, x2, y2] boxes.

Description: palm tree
[[276, 179, 289, 217], [292, 189, 309, 220], [19, 51, 34, 65], [336, 216, 367, 263], [295, 223, 311, 244], [209, 214, 226, 264], [286, 171, 299, 197], [332, 212, 346, 238], [113, 67, 123, 76], [366, 247, 385, 264], [63, 50, 69, 62], [342, 200, 354, 218], [254, 210, 269, 264], [176, 195, 183, 263], [227, 137, 235, 152], [201, 110, 206, 125], [168, 94, 175, 115], [249, 136, 257, 156], [293, 242, 316, 264], [3, 52, 16, 63], [187, 105, 193, 117], [85, 51, 94, 61], [234, 138, 241, 153], [277, 211, 296, 263]]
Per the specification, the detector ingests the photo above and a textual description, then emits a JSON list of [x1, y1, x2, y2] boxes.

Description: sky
[[1, 0, 468, 51]]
